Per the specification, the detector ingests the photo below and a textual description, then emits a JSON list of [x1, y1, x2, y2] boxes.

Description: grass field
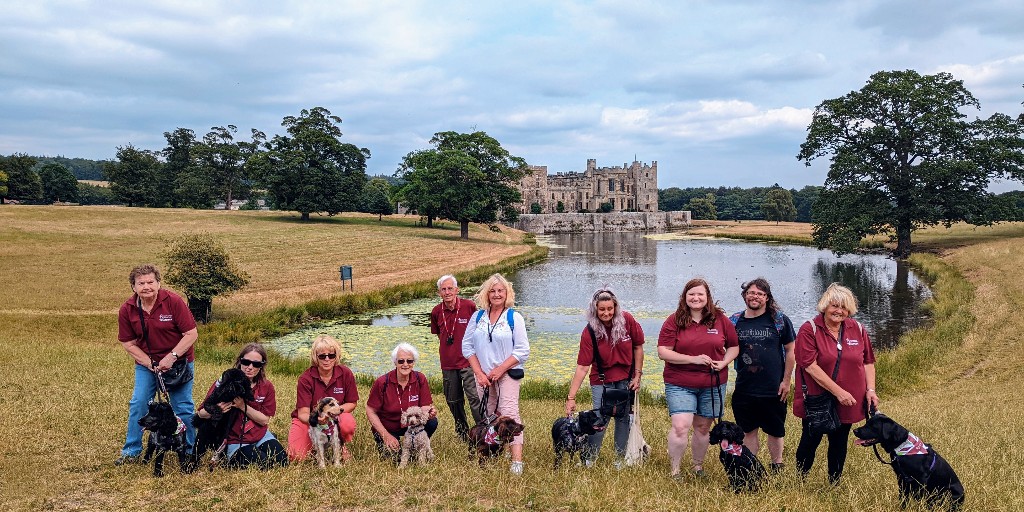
[[2, 208, 1024, 511]]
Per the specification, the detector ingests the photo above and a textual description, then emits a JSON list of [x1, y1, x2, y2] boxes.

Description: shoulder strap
[[474, 309, 485, 324], [587, 325, 606, 382], [507, 308, 515, 332], [728, 311, 741, 326], [136, 298, 155, 364]]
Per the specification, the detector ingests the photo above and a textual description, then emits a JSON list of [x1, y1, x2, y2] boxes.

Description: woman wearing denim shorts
[[657, 278, 739, 479]]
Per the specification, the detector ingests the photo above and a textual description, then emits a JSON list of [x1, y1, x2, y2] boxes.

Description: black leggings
[[226, 439, 289, 470], [795, 421, 852, 484]]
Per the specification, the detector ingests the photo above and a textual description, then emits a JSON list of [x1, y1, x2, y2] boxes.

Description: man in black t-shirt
[[730, 278, 796, 472]]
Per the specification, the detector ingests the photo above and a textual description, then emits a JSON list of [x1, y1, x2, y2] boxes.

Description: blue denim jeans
[[122, 362, 196, 456]]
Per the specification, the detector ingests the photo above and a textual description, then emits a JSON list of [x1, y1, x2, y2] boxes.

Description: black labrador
[[139, 400, 190, 477], [854, 412, 965, 510], [187, 368, 254, 472], [709, 420, 765, 492], [551, 409, 607, 468]]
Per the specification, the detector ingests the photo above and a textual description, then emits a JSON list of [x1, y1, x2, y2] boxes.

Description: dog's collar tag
[[894, 432, 929, 456], [720, 441, 743, 456]]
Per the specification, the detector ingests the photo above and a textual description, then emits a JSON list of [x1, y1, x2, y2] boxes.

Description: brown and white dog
[[398, 406, 435, 468], [467, 415, 524, 466], [308, 397, 344, 468]]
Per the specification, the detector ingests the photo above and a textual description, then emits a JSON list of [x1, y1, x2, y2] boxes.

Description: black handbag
[[801, 322, 843, 436], [138, 298, 193, 389], [587, 325, 633, 417]]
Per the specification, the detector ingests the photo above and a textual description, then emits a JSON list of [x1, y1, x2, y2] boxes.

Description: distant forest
[[32, 155, 108, 181]]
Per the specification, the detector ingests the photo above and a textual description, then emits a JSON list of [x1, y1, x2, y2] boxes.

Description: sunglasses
[[317, 353, 338, 360], [239, 358, 265, 369], [396, 358, 415, 365]]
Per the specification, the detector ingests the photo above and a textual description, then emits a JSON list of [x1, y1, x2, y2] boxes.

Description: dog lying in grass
[[309, 397, 345, 468], [139, 400, 189, 477], [709, 420, 765, 492], [188, 368, 254, 472], [467, 415, 524, 466], [551, 409, 607, 468], [398, 406, 435, 468], [854, 412, 965, 511]]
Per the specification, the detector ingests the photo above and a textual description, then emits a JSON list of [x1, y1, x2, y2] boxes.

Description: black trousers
[[795, 421, 852, 484], [226, 438, 289, 470]]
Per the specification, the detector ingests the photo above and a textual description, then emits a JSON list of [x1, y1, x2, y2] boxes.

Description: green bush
[[163, 233, 250, 300]]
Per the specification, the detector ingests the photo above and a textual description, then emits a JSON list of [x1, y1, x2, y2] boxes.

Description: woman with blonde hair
[[462, 273, 530, 474], [794, 283, 878, 484], [287, 334, 358, 462]]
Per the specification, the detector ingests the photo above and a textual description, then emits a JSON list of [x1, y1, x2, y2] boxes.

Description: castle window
[[608, 179, 615, 192]]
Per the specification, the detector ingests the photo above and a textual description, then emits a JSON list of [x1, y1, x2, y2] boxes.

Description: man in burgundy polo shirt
[[115, 264, 199, 465], [429, 274, 482, 441]]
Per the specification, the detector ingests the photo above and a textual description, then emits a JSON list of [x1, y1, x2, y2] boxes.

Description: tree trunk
[[225, 188, 233, 210], [427, 215, 434, 228], [460, 220, 470, 240], [895, 222, 912, 259], [301, 211, 310, 221]]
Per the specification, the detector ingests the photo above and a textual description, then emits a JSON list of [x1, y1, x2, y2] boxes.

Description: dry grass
[[687, 220, 815, 238], [2, 207, 1024, 510]]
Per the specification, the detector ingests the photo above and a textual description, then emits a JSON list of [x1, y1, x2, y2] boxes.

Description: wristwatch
[[170, 351, 180, 359]]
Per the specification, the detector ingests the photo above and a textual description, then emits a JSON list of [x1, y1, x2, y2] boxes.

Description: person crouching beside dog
[[195, 343, 287, 470], [794, 283, 879, 485], [115, 264, 198, 466], [365, 343, 438, 463], [463, 273, 530, 475], [565, 287, 644, 467], [287, 334, 358, 463]]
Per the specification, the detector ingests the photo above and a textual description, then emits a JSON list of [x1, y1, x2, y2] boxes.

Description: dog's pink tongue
[[854, 439, 870, 446]]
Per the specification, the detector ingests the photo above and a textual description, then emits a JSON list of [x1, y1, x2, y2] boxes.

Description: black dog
[[139, 400, 190, 477], [551, 409, 608, 468], [188, 368, 254, 472], [854, 413, 965, 510], [709, 421, 765, 492]]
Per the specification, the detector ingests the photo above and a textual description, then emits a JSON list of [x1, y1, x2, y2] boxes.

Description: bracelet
[[868, 388, 876, 392], [567, 397, 575, 401]]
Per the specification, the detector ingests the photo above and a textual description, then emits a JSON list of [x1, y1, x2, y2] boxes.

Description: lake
[[266, 232, 931, 390]]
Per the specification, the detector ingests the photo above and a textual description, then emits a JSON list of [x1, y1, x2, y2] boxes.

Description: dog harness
[[720, 441, 743, 457], [894, 432, 929, 456]]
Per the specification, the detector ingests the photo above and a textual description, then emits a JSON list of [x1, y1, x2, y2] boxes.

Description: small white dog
[[308, 397, 344, 468], [398, 406, 435, 468]]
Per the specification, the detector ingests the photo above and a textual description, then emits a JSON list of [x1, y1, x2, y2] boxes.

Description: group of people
[[113, 264, 879, 483]]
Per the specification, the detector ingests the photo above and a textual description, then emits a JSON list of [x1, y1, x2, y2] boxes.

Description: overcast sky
[[2, 1, 1023, 190]]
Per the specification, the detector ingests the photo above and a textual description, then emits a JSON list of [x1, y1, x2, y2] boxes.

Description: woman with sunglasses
[[195, 343, 288, 469], [565, 287, 645, 467], [366, 343, 438, 461], [287, 334, 358, 463]]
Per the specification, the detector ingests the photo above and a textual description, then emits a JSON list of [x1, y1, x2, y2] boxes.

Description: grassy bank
[[3, 208, 1024, 510]]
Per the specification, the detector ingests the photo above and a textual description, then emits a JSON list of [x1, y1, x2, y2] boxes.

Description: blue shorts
[[665, 383, 727, 418]]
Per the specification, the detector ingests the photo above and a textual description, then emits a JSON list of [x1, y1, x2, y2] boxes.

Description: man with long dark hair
[[729, 278, 796, 472]]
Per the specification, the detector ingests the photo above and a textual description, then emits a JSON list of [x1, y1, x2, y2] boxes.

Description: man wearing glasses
[[728, 278, 797, 473], [429, 275, 483, 442]]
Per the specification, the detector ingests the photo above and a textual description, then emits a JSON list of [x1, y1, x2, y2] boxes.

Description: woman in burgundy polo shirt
[[565, 287, 645, 466], [287, 334, 358, 462], [657, 278, 739, 479], [794, 283, 879, 484], [366, 343, 438, 460], [196, 343, 287, 469]]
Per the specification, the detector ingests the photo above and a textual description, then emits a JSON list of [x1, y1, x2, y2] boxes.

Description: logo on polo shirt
[[409, 394, 420, 402], [159, 314, 173, 322], [458, 318, 468, 324], [846, 338, 860, 346], [254, 395, 266, 403], [707, 328, 719, 334], [334, 387, 345, 395]]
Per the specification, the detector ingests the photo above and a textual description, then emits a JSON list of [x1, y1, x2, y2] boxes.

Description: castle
[[517, 159, 659, 214]]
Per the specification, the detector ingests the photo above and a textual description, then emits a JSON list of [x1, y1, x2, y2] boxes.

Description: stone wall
[[513, 211, 691, 233]]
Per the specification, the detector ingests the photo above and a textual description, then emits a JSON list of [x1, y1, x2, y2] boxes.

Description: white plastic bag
[[623, 392, 650, 466]]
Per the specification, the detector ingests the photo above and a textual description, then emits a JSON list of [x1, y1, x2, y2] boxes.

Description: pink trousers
[[477, 374, 524, 445], [286, 413, 356, 461]]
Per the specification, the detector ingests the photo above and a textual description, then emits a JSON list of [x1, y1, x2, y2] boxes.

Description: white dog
[[308, 397, 344, 468], [398, 406, 435, 468]]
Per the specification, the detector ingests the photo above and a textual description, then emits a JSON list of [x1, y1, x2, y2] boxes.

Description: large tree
[[160, 127, 202, 208], [252, 107, 368, 220], [0, 170, 8, 204], [0, 153, 42, 201], [38, 163, 79, 203], [104, 145, 161, 207], [798, 70, 1024, 257], [397, 131, 528, 239], [762, 185, 797, 223]]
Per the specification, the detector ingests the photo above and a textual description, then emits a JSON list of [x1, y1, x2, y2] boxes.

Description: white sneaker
[[510, 461, 524, 475]]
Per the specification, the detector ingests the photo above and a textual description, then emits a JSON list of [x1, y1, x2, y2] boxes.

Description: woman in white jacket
[[462, 273, 530, 474]]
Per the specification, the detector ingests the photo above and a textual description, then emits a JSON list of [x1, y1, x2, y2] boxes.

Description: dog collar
[[894, 432, 929, 456], [316, 421, 336, 437], [483, 426, 499, 445], [720, 441, 743, 456], [174, 416, 186, 436]]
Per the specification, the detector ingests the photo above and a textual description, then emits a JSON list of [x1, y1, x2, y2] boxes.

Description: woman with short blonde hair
[[288, 334, 358, 462]]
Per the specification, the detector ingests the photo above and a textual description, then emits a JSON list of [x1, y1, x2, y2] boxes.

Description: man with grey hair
[[429, 274, 482, 441]]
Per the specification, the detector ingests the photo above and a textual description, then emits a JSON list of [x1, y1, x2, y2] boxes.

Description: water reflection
[[265, 233, 931, 388]]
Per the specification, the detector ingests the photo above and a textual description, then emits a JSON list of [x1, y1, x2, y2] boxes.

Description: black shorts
[[731, 392, 787, 438]]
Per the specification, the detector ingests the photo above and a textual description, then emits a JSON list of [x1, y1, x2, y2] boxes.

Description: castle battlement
[[517, 159, 659, 214]]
